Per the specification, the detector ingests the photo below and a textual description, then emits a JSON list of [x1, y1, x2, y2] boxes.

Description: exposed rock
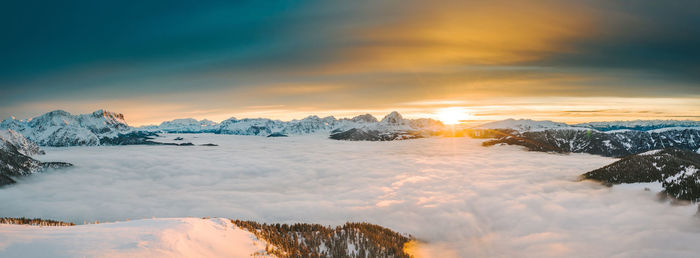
[[99, 131, 161, 145]]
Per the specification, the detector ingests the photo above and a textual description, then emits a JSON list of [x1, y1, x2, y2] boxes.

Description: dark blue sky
[[1, 0, 698, 124]]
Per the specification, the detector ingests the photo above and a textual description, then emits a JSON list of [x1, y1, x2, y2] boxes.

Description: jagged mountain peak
[[43, 110, 72, 117], [199, 119, 217, 126], [156, 118, 220, 133], [380, 111, 405, 124], [0, 110, 132, 146], [351, 114, 378, 123], [90, 109, 125, 121]]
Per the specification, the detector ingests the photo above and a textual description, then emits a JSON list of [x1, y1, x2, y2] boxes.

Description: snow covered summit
[[155, 118, 219, 133], [476, 118, 574, 132], [0, 109, 131, 146], [142, 111, 444, 138]]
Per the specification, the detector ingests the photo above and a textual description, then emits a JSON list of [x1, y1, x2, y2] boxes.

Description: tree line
[[232, 220, 414, 258]]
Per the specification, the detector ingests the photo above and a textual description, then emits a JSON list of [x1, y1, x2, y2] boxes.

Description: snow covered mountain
[[150, 118, 218, 133], [576, 120, 700, 131], [8, 109, 700, 146], [0, 110, 131, 146], [0, 110, 445, 145], [482, 127, 700, 157], [0, 129, 72, 186], [329, 111, 443, 141], [142, 111, 445, 140], [582, 148, 700, 201], [476, 119, 578, 132], [477, 119, 700, 132], [0, 129, 43, 156]]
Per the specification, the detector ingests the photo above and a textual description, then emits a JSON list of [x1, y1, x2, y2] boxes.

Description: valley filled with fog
[[1, 134, 699, 257]]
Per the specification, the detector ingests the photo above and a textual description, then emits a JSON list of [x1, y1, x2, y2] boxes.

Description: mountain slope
[[0, 129, 43, 156], [482, 128, 700, 157], [0, 217, 414, 258], [576, 120, 700, 131], [0, 218, 268, 257], [581, 148, 700, 201], [233, 220, 413, 257], [0, 129, 72, 186]]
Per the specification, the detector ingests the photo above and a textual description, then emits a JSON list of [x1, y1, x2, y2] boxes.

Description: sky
[[1, 0, 699, 125]]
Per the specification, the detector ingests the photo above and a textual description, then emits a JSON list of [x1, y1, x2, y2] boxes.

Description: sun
[[436, 107, 470, 125]]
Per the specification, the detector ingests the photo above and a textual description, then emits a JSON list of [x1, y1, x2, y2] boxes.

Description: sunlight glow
[[436, 107, 471, 125]]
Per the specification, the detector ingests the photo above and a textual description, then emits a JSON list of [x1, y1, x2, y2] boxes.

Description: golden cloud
[[321, 0, 597, 74]]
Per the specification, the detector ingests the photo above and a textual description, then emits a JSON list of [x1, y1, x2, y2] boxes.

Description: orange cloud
[[319, 0, 597, 74]]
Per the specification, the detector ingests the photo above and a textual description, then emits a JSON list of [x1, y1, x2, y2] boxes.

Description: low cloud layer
[[1, 135, 699, 257]]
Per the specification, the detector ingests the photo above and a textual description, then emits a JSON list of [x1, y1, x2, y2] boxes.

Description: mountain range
[[0, 110, 446, 146], [2, 110, 700, 156], [0, 110, 130, 146]]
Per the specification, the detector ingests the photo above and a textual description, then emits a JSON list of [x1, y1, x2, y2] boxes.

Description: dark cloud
[[536, 0, 700, 82]]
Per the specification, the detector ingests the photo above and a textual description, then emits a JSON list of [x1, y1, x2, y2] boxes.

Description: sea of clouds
[[1, 134, 699, 257]]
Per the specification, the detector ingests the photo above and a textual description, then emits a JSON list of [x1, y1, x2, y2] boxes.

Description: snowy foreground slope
[[0, 218, 268, 258], [0, 217, 413, 258]]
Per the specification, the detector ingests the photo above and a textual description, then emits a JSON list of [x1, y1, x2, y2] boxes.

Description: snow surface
[[639, 149, 663, 156], [2, 135, 700, 257], [647, 126, 700, 133], [613, 182, 665, 193], [0, 218, 267, 257]]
